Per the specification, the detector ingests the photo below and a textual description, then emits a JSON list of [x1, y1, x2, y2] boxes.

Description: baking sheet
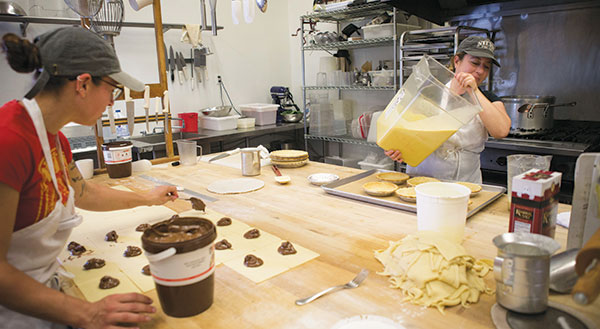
[[322, 169, 506, 218]]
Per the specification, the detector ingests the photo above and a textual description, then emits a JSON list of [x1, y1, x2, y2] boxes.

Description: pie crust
[[456, 182, 483, 195], [376, 172, 410, 184], [395, 187, 416, 203], [363, 181, 398, 197], [407, 176, 440, 187]]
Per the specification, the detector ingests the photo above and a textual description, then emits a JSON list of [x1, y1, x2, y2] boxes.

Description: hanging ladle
[[517, 101, 577, 113]]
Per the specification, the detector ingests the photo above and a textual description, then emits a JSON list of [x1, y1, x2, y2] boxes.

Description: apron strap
[[21, 98, 64, 203]]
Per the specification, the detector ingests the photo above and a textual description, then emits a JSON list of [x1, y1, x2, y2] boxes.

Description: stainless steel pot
[[500, 95, 576, 135]]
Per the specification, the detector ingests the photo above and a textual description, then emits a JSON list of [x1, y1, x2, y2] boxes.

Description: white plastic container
[[239, 103, 278, 126], [358, 160, 394, 171], [237, 117, 255, 129], [415, 182, 471, 244], [200, 115, 238, 131], [362, 23, 419, 40]]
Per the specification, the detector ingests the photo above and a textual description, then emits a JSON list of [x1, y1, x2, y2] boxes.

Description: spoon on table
[[271, 165, 291, 184]]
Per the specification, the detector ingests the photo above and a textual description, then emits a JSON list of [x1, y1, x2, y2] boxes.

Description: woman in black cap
[[0, 27, 178, 328], [385, 36, 511, 183]]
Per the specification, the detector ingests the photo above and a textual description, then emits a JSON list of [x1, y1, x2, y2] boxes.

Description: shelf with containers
[[299, 2, 407, 162]]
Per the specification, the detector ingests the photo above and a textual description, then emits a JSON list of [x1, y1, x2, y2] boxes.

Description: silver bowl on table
[[201, 105, 232, 117], [282, 112, 303, 123]]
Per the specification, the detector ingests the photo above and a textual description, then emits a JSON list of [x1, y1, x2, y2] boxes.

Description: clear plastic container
[[239, 104, 278, 125], [376, 55, 482, 167]]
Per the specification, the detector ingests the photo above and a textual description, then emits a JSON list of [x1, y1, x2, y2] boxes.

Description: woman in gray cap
[[385, 36, 511, 183], [0, 27, 177, 328]]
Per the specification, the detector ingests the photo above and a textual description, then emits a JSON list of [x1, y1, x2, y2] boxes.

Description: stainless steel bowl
[[282, 112, 303, 123], [201, 105, 232, 117], [0, 1, 27, 16]]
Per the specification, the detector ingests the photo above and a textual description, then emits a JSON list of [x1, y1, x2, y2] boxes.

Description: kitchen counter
[[72, 122, 304, 166], [67, 159, 600, 329]]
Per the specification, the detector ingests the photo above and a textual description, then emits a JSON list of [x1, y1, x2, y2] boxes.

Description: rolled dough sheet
[[207, 178, 264, 194], [118, 256, 155, 292], [223, 249, 289, 283], [222, 239, 319, 283], [61, 260, 141, 302]]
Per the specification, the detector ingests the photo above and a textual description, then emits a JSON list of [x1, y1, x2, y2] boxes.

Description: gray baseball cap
[[25, 26, 144, 99], [456, 35, 500, 67]]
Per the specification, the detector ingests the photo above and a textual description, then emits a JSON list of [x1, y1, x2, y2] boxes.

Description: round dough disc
[[207, 178, 265, 194]]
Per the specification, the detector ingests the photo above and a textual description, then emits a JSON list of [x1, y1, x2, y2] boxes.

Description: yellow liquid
[[377, 113, 458, 167]]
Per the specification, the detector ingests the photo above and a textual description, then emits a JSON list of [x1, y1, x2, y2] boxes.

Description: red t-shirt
[[0, 100, 73, 232]]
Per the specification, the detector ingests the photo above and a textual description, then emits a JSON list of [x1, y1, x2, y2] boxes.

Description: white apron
[[406, 115, 487, 183], [0, 98, 82, 329]]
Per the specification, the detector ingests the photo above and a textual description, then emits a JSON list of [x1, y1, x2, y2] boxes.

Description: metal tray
[[322, 169, 506, 218]]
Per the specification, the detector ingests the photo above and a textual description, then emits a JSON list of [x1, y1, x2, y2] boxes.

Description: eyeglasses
[[99, 78, 124, 100]]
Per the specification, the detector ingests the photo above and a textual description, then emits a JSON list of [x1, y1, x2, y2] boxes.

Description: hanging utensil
[[169, 46, 176, 82], [177, 52, 188, 80], [242, 0, 254, 23], [190, 49, 195, 90], [154, 96, 161, 124], [64, 0, 102, 18], [124, 86, 135, 136], [199, 0, 208, 30], [143, 85, 150, 132], [175, 52, 184, 85], [208, 0, 217, 35], [193, 48, 202, 84], [231, 0, 241, 25], [256, 0, 267, 13], [90, 0, 124, 49]]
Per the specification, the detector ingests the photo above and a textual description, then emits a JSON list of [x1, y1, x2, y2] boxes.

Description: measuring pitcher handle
[[146, 247, 176, 262], [494, 255, 515, 286]]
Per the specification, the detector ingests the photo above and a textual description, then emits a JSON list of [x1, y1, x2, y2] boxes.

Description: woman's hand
[[385, 150, 404, 163], [143, 185, 178, 206], [452, 72, 478, 95], [83, 293, 156, 329]]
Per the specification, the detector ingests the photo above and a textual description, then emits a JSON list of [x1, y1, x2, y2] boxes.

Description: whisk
[[90, 0, 124, 48]]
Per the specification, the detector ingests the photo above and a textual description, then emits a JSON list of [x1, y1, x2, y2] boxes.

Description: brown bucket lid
[[142, 216, 216, 254]]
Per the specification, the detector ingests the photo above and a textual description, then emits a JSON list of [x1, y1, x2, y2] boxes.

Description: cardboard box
[[509, 169, 562, 238]]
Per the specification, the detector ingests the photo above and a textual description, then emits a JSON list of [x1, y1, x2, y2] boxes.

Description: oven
[[480, 120, 600, 204]]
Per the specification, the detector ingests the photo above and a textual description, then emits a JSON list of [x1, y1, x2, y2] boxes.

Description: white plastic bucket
[[415, 182, 471, 243]]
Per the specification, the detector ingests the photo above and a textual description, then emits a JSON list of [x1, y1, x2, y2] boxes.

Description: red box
[[178, 112, 198, 133], [509, 169, 562, 238]]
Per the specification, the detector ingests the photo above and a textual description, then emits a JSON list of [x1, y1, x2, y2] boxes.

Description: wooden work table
[[72, 159, 600, 329]]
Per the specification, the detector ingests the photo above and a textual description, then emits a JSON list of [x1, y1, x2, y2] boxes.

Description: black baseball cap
[[456, 36, 500, 67], [25, 26, 144, 99]]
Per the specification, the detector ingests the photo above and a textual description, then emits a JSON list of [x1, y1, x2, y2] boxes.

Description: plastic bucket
[[415, 182, 471, 243], [178, 112, 199, 133], [376, 55, 482, 166], [101, 141, 133, 178], [142, 216, 217, 317]]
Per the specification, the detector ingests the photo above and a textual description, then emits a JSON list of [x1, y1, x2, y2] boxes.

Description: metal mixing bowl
[[0, 1, 27, 16], [282, 112, 303, 123], [201, 105, 232, 117]]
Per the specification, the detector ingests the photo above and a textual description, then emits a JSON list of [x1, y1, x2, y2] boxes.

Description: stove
[[481, 121, 600, 204]]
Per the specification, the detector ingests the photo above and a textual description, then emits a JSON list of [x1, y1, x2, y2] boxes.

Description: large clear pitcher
[[376, 55, 482, 167]]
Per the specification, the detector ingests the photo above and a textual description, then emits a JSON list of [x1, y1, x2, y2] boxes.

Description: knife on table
[[169, 46, 176, 82], [143, 85, 150, 132], [124, 87, 135, 136], [208, 148, 241, 162], [175, 52, 185, 85]]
